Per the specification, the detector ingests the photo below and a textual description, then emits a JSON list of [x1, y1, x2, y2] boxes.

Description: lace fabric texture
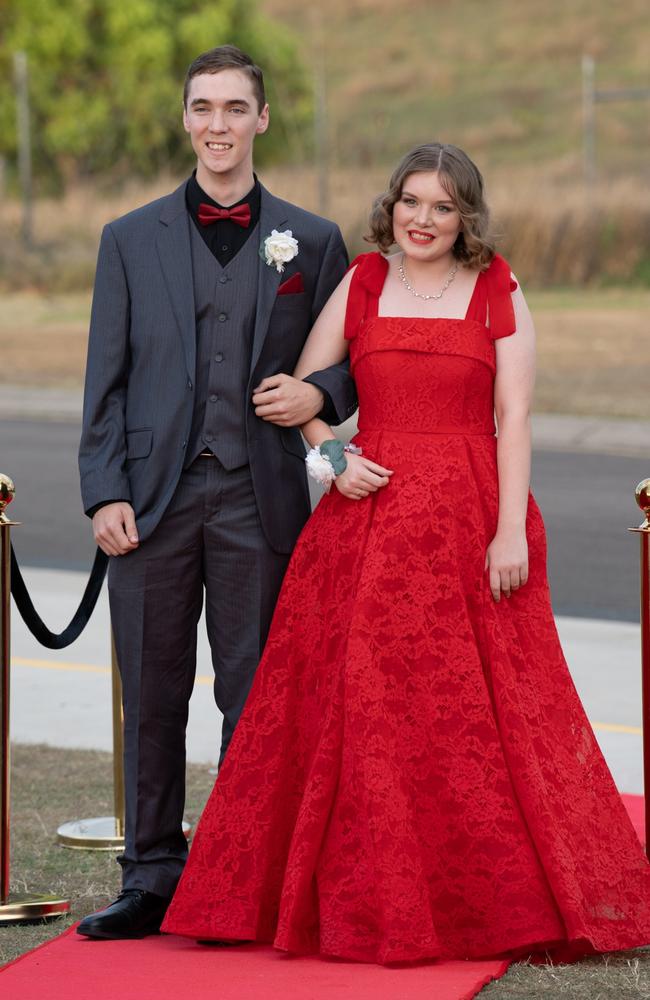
[[163, 253, 650, 963]]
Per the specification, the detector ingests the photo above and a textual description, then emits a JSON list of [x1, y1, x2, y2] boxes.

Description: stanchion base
[[0, 893, 70, 924], [57, 816, 192, 850]]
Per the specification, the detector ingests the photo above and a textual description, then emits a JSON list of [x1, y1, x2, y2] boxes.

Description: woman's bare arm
[[288, 267, 394, 499], [487, 281, 536, 601]]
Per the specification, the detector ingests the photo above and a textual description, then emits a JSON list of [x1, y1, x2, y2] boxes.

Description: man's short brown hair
[[183, 45, 266, 111]]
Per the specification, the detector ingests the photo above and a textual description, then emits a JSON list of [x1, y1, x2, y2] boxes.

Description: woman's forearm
[[300, 418, 336, 449], [495, 411, 531, 534]]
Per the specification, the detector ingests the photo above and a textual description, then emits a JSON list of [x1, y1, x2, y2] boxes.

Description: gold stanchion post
[[0, 474, 70, 923], [57, 622, 191, 850], [630, 479, 650, 858], [56, 632, 127, 849]]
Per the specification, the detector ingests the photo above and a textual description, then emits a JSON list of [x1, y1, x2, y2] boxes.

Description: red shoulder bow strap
[[486, 254, 518, 340], [344, 253, 389, 341]]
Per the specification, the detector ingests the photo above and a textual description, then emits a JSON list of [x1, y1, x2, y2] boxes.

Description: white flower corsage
[[305, 440, 349, 494], [305, 447, 336, 492], [261, 229, 299, 273]]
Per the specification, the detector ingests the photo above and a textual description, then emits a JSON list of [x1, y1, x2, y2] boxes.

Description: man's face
[[183, 69, 269, 186]]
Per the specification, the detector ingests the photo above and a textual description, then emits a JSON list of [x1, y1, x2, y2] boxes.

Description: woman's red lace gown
[[163, 253, 650, 964]]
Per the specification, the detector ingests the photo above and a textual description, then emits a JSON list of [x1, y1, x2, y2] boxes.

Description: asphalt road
[[2, 419, 648, 621]]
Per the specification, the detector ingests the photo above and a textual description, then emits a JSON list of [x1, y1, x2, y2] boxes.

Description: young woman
[[163, 143, 650, 964]]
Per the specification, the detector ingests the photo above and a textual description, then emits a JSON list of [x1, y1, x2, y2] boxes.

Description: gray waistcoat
[[185, 219, 260, 469]]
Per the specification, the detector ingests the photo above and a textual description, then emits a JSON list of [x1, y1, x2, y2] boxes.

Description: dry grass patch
[[2, 169, 650, 291], [482, 953, 650, 998], [529, 289, 650, 419], [2, 285, 649, 420], [0, 293, 91, 387]]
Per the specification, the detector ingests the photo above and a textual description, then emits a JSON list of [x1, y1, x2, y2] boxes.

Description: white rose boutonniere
[[261, 229, 299, 273]]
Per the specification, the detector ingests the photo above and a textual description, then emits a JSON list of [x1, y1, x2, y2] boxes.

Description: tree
[[0, 0, 312, 189]]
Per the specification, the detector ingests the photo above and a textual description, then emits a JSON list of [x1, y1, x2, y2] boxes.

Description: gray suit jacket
[[79, 181, 356, 553]]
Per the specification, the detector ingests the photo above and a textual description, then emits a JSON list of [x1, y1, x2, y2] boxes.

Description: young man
[[77, 45, 355, 939]]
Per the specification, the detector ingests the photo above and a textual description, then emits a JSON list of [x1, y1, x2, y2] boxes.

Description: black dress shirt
[[185, 172, 261, 267]]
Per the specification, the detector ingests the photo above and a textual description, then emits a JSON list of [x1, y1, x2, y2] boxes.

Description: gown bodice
[[346, 251, 517, 438]]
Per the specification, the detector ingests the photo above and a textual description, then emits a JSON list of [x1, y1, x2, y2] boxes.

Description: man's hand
[[252, 374, 324, 427], [93, 502, 139, 557]]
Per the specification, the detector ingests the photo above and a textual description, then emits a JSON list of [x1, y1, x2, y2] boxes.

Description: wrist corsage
[[305, 439, 347, 492]]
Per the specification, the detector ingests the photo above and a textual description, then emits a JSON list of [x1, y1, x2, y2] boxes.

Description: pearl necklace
[[398, 254, 459, 300]]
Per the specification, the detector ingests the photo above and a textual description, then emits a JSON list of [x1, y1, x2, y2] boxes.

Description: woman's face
[[392, 171, 462, 263]]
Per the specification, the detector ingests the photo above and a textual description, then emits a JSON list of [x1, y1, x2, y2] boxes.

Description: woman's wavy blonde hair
[[366, 143, 495, 270]]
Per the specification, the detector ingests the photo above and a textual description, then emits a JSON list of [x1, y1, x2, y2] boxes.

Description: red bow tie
[[197, 202, 251, 228]]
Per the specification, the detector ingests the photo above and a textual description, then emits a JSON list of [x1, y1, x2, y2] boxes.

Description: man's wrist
[[301, 375, 329, 417], [87, 499, 129, 519]]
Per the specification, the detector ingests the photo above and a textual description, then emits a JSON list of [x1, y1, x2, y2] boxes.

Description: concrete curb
[[1, 385, 84, 423], [531, 413, 650, 459]]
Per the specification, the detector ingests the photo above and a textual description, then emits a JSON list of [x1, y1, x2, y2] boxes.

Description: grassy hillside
[[260, 0, 650, 180], [1, 1, 649, 290]]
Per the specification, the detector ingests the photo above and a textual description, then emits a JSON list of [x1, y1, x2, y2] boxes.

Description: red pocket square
[[277, 272, 304, 296]]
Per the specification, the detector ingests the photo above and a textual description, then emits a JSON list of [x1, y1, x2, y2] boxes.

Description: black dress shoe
[[77, 889, 171, 940]]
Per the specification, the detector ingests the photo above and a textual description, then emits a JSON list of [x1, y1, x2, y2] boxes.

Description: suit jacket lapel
[[156, 181, 196, 379], [249, 186, 289, 376]]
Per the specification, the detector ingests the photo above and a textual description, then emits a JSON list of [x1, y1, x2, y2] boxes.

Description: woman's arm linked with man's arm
[[263, 266, 393, 501]]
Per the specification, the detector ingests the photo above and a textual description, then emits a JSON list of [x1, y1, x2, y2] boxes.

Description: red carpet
[[1, 795, 644, 1000], [1, 930, 509, 1000], [622, 793, 645, 845]]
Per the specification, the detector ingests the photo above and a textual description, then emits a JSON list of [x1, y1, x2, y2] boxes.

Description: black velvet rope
[[10, 545, 109, 649]]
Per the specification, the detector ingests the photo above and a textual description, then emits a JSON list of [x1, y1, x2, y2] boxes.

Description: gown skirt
[[162, 253, 650, 964]]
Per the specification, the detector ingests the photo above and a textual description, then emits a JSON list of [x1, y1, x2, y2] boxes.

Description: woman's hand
[[485, 528, 528, 601], [335, 453, 393, 500]]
